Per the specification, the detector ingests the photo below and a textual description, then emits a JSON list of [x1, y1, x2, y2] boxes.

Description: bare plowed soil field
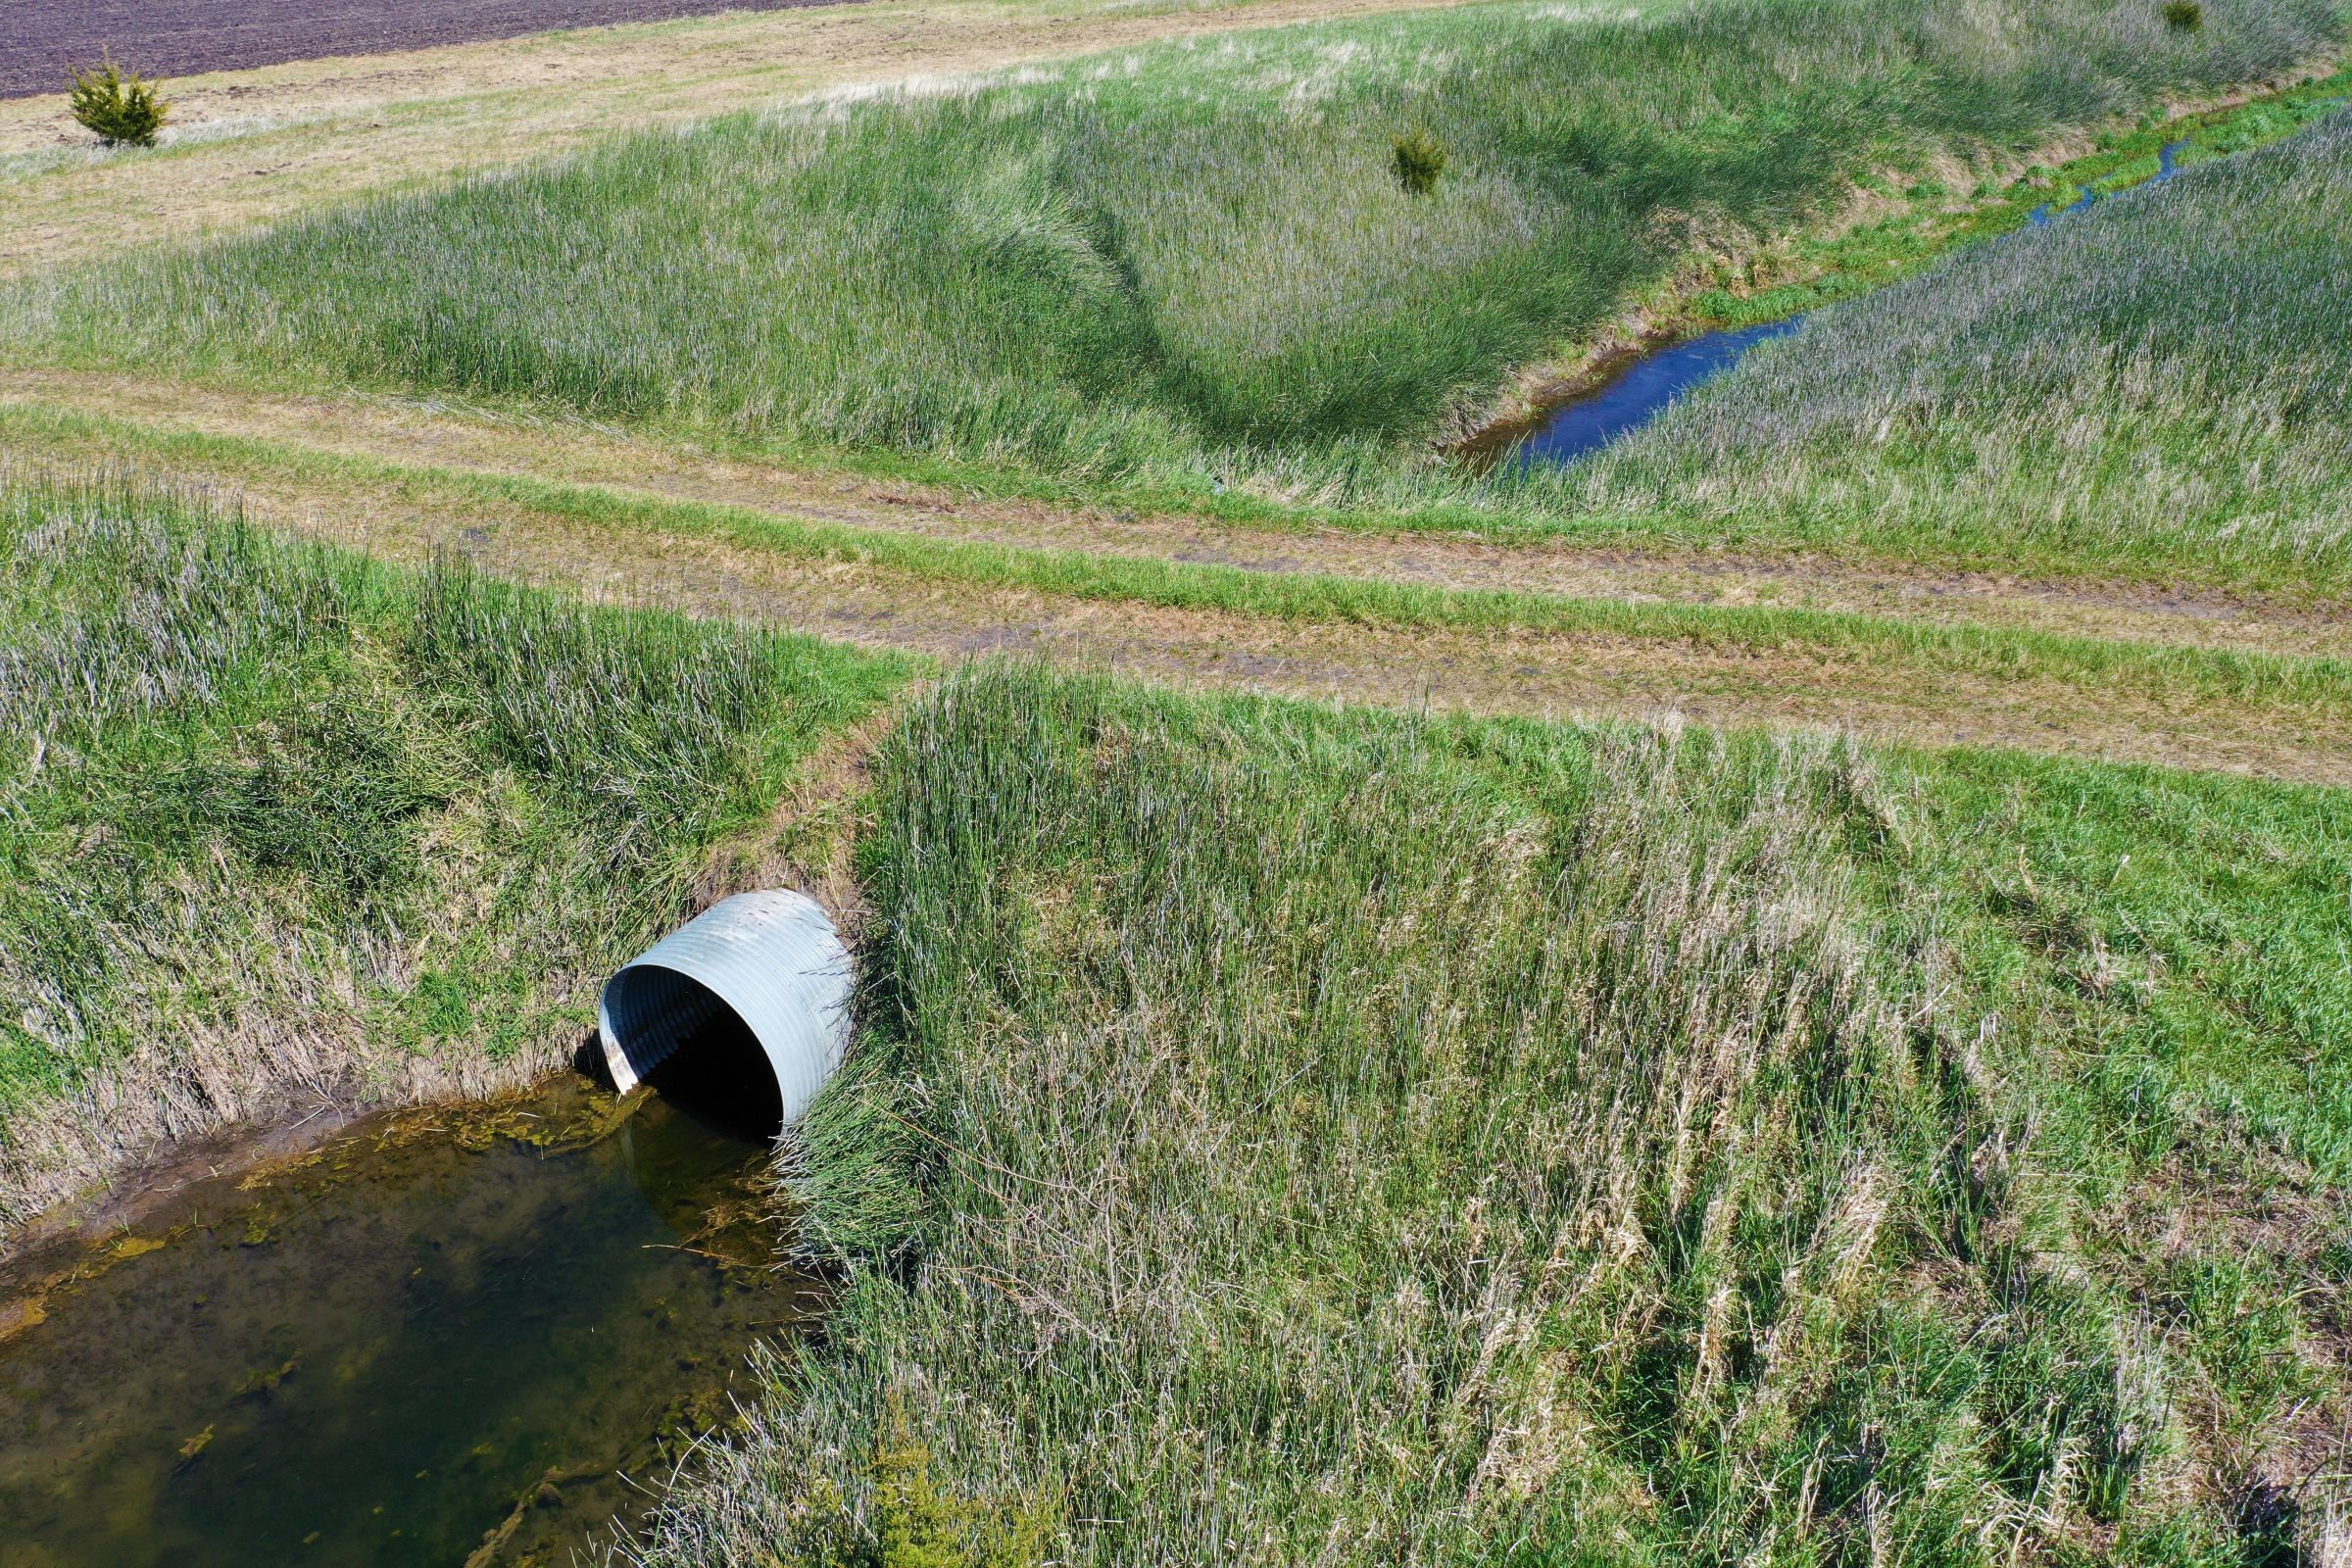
[[0, 0, 858, 98]]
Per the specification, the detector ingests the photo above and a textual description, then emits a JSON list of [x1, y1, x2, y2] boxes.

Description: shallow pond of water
[[0, 1079, 814, 1568]]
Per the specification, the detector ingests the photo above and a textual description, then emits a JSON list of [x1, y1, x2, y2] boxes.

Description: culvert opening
[[602, 967, 784, 1140], [596, 890, 854, 1142]]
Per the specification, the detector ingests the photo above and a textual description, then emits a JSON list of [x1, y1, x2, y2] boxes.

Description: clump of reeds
[[408, 556, 795, 854]]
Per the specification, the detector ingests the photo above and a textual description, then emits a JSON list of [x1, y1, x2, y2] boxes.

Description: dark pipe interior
[[602, 966, 787, 1140], [643, 1003, 785, 1142]]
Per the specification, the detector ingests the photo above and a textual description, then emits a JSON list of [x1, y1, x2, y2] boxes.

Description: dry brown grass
[[0, 0, 1477, 276]]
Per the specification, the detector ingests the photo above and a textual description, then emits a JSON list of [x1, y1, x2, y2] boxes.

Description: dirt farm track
[[0, 0, 860, 98]]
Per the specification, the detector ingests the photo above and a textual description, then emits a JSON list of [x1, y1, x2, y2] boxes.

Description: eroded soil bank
[[0, 1076, 811, 1567]]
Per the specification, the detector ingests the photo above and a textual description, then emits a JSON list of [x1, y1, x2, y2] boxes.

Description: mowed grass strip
[[8, 402, 2349, 728], [15, 366, 2352, 631]]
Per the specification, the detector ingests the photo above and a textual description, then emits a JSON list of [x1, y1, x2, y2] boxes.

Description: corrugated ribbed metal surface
[[597, 890, 853, 1128]]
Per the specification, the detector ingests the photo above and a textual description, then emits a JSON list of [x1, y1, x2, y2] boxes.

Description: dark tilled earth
[[1, 0, 859, 98]]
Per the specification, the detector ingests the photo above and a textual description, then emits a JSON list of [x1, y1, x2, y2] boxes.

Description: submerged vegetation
[[619, 664, 2352, 1567], [2, 0, 2339, 500], [0, 469, 903, 1225]]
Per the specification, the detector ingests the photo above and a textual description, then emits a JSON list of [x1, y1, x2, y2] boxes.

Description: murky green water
[[0, 1080, 813, 1567]]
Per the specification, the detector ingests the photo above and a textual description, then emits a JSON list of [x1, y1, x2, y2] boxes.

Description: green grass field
[[2, 0, 2350, 1560], [0, 468, 905, 1225], [614, 663, 2352, 1567], [3, 0, 2339, 518]]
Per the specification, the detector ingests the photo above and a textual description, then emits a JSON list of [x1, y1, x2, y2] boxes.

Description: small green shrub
[[1391, 128, 1446, 196], [2163, 1, 2205, 30], [870, 1397, 1058, 1568], [67, 57, 171, 147]]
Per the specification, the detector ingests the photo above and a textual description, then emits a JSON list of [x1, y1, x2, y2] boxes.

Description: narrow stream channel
[[1482, 136, 2196, 472], [1487, 316, 1807, 468], [0, 1078, 812, 1567]]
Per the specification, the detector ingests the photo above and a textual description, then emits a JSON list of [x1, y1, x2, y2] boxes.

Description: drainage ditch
[[0, 890, 852, 1566]]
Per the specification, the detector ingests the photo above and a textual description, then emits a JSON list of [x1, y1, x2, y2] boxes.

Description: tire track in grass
[[5, 401, 2344, 782], [316, 489, 2352, 784], [8, 370, 2350, 662]]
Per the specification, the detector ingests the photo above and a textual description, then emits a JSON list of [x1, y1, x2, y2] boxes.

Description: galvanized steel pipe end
[[597, 890, 853, 1131]]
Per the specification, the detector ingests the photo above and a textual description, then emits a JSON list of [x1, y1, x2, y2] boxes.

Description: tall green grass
[[1543, 108, 2352, 574], [0, 467, 904, 1225], [621, 666, 2352, 1567], [3, 0, 2337, 488]]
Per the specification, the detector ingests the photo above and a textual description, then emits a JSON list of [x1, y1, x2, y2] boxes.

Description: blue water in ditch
[[1499, 137, 2194, 471], [1504, 316, 1808, 468], [2028, 136, 2184, 223]]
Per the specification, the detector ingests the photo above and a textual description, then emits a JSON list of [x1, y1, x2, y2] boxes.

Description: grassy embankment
[[0, 470, 906, 1229], [1, 0, 2343, 579], [1547, 106, 2352, 584], [623, 663, 2352, 1568], [0, 0, 1480, 279]]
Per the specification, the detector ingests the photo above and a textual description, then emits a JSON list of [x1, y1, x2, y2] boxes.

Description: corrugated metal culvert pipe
[[598, 890, 852, 1132]]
